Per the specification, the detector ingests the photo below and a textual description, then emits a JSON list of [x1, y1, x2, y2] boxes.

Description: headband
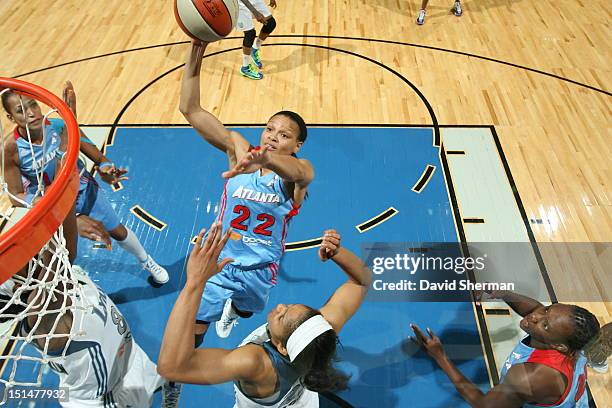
[[286, 315, 333, 362]]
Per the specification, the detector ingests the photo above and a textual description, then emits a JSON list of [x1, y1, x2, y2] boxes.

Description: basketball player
[[0, 217, 178, 407], [416, 1, 462, 25], [237, 0, 279, 79], [180, 40, 313, 341], [1, 82, 169, 284], [411, 290, 601, 407], [159, 225, 369, 407]]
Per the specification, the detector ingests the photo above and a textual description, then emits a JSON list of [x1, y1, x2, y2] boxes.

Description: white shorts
[[236, 0, 272, 32], [60, 342, 164, 408]]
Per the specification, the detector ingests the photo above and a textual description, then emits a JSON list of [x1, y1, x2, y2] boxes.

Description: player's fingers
[[202, 223, 218, 252], [193, 228, 207, 250], [426, 327, 436, 339], [222, 169, 237, 179], [217, 227, 232, 250], [218, 257, 234, 270], [323, 236, 340, 246], [410, 324, 428, 343]]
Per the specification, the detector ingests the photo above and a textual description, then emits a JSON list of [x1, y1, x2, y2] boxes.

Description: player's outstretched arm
[[319, 230, 372, 334], [477, 290, 543, 318], [409, 325, 558, 408], [61, 81, 128, 185], [179, 41, 250, 162], [223, 145, 314, 189], [159, 223, 264, 384]]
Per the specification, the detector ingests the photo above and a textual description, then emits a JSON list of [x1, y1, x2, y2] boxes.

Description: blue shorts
[[76, 186, 121, 231], [196, 263, 278, 323]]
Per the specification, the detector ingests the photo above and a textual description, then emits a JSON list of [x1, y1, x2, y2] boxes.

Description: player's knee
[[243, 29, 256, 47], [194, 332, 205, 348], [110, 224, 127, 241], [261, 16, 276, 34]]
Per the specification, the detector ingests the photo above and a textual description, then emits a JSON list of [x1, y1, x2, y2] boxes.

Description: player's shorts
[[196, 262, 278, 323], [236, 0, 272, 32], [59, 342, 164, 408], [76, 185, 121, 232]]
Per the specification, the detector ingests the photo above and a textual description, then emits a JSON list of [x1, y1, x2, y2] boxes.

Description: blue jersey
[[14, 118, 95, 204], [217, 171, 299, 268], [500, 337, 589, 408]]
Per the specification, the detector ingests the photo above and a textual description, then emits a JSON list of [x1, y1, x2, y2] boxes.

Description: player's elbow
[[179, 104, 197, 118], [157, 359, 181, 381]]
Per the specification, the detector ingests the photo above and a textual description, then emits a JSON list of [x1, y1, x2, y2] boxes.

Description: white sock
[[253, 38, 262, 50], [116, 228, 148, 263], [242, 54, 250, 67]]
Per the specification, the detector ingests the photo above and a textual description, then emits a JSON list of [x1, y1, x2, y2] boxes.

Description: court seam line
[[11, 36, 610, 96]]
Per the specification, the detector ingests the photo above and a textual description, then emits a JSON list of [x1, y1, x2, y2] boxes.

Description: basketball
[[174, 0, 239, 42]]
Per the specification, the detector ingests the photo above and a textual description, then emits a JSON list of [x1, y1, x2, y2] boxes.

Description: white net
[[0, 86, 89, 405]]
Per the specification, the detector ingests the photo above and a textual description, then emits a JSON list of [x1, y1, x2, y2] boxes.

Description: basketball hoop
[[0, 77, 80, 281], [0, 78, 85, 405]]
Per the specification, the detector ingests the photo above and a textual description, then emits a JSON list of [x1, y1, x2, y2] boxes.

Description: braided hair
[[566, 305, 600, 353]]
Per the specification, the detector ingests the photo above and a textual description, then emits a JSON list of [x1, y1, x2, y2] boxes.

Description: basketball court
[[0, 1, 610, 407]]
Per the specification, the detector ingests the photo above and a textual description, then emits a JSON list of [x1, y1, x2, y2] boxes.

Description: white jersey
[[233, 324, 319, 408], [21, 274, 162, 406]]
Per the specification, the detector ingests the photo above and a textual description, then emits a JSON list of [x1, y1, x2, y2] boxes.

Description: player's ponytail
[[583, 322, 611, 368], [287, 307, 350, 393]]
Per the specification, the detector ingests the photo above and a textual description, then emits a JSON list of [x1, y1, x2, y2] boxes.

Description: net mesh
[[0, 85, 88, 405]]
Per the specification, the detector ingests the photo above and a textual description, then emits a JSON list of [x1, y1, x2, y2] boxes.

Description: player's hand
[[410, 324, 446, 362], [76, 214, 112, 250], [318, 229, 341, 262], [269, 0, 277, 9], [222, 145, 271, 179], [254, 11, 266, 23], [474, 288, 507, 305], [97, 163, 129, 185], [186, 222, 233, 288], [62, 81, 77, 119]]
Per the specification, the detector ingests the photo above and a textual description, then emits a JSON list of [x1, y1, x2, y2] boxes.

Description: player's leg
[[111, 341, 172, 408], [417, 0, 429, 25], [217, 264, 276, 338], [452, 0, 463, 16], [251, 0, 274, 69], [236, 1, 263, 80], [86, 189, 169, 284]]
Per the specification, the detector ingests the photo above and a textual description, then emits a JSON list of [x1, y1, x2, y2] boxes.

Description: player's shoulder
[[506, 361, 566, 400], [2, 132, 18, 155], [230, 343, 270, 379]]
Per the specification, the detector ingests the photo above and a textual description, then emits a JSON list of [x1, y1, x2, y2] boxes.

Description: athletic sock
[[233, 305, 253, 319], [242, 54, 251, 67], [253, 38, 262, 50], [116, 228, 148, 263]]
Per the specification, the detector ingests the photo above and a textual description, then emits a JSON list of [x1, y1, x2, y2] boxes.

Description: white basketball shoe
[[216, 299, 240, 338]]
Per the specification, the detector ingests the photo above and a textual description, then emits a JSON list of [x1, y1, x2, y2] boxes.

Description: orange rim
[[0, 78, 80, 281]]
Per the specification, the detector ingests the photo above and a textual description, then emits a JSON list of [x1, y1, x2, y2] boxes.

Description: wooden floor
[[1, 0, 610, 403]]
